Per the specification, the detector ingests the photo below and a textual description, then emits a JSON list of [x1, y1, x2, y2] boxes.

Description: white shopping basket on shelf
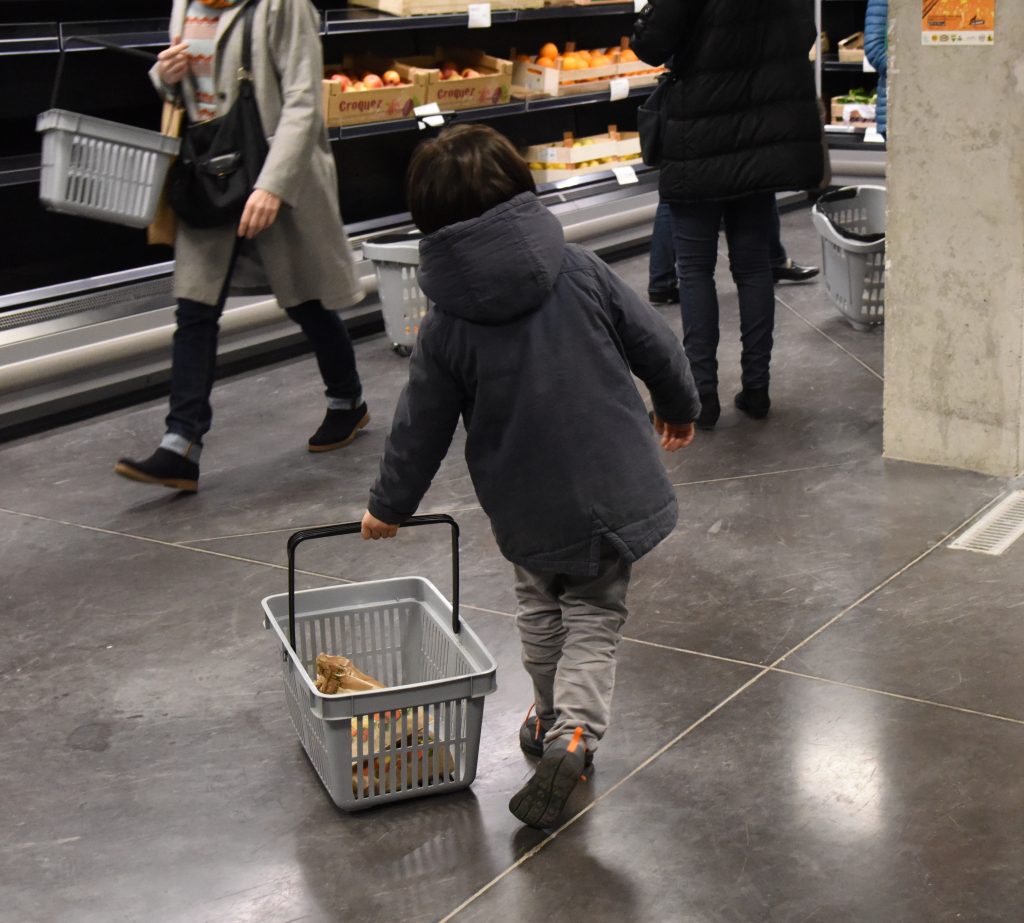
[[261, 514, 497, 812], [362, 231, 429, 356]]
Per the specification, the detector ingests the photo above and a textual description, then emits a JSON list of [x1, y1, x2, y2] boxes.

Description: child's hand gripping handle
[[286, 514, 462, 649]]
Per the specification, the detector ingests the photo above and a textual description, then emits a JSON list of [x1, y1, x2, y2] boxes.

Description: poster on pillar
[[922, 1, 995, 45]]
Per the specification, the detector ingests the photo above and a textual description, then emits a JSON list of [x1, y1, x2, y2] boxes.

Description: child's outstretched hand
[[652, 414, 696, 452], [361, 510, 399, 539]]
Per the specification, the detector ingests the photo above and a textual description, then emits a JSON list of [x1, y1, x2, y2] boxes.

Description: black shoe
[[519, 707, 550, 759], [308, 403, 369, 452], [734, 388, 771, 419], [114, 448, 199, 492], [519, 708, 594, 767], [648, 286, 679, 305], [772, 259, 820, 284], [509, 728, 588, 829], [697, 391, 720, 431]]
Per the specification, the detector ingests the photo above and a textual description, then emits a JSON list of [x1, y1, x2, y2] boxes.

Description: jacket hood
[[417, 192, 565, 324]]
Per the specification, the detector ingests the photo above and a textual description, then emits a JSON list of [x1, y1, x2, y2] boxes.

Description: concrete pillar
[[883, 3, 1024, 476]]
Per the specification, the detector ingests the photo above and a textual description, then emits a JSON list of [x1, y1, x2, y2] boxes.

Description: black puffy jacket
[[632, 0, 824, 203]]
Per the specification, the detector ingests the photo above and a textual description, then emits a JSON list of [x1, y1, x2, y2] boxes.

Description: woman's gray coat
[[155, 0, 363, 310]]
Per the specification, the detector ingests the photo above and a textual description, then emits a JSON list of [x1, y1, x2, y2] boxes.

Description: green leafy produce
[[836, 87, 877, 105]]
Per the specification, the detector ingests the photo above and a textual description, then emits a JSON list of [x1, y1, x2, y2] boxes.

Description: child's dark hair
[[406, 124, 536, 234]]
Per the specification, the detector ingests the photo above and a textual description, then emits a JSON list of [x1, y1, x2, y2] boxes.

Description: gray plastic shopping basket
[[36, 38, 180, 228], [262, 515, 497, 811], [811, 185, 887, 331], [362, 231, 429, 357]]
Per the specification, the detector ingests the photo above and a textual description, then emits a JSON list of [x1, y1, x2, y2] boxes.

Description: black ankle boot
[[697, 391, 721, 431], [734, 388, 771, 419], [114, 448, 199, 492], [308, 403, 369, 452]]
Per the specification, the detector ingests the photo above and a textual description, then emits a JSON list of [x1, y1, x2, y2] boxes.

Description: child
[[361, 124, 700, 829]]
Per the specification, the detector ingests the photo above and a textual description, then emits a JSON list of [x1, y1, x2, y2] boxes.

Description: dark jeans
[[649, 198, 790, 295], [648, 200, 678, 295], [165, 294, 362, 444], [668, 193, 776, 394]]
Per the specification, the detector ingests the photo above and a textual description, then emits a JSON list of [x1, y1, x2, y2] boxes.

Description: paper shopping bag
[[147, 100, 185, 247]]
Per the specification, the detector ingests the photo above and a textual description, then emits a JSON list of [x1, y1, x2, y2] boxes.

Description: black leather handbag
[[167, 0, 268, 229], [637, 71, 676, 167]]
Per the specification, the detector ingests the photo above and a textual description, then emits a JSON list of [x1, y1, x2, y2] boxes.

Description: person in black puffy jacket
[[632, 0, 825, 427]]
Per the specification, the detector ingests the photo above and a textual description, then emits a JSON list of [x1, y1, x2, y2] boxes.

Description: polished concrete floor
[[2, 209, 1023, 923]]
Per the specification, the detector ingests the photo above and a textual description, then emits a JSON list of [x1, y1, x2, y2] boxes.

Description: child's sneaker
[[519, 706, 550, 759], [508, 727, 588, 829]]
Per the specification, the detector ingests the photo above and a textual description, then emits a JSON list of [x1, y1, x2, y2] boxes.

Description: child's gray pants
[[512, 547, 631, 752]]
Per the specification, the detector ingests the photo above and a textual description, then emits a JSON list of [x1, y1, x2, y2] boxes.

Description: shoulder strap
[[240, 0, 261, 78]]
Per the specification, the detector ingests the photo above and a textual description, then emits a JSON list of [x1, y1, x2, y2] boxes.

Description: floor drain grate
[[948, 490, 1024, 555]]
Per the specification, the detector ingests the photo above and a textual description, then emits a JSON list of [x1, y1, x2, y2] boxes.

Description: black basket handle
[[286, 513, 462, 650], [51, 36, 160, 111]]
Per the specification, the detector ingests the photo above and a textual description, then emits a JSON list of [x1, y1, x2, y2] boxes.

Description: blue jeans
[[165, 286, 362, 444], [649, 198, 789, 295], [668, 193, 776, 394], [648, 200, 678, 295]]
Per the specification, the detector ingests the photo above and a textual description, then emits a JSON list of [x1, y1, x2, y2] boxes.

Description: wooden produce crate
[[522, 129, 639, 165], [346, 0, 534, 15], [322, 57, 431, 127], [511, 40, 662, 98], [830, 98, 876, 127], [525, 155, 643, 185], [837, 31, 865, 63], [398, 49, 513, 110], [522, 128, 642, 183]]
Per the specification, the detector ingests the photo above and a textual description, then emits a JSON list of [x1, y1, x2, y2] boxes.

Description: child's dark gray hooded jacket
[[369, 192, 700, 576]]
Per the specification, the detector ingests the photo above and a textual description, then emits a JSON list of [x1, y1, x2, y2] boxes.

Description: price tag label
[[864, 127, 885, 144], [413, 102, 445, 129], [634, 0, 646, 12], [862, 58, 877, 73], [612, 165, 639, 185], [468, 3, 492, 28], [609, 76, 630, 102]]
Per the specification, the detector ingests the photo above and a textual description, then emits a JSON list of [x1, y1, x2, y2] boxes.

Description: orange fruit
[[539, 42, 559, 60], [536, 55, 556, 68], [619, 48, 639, 63], [561, 54, 582, 69]]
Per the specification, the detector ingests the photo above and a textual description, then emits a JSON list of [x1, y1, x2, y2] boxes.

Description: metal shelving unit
[[0, 1, 662, 433]]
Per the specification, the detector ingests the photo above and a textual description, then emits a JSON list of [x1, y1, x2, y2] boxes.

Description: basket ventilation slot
[[948, 491, 1024, 556]]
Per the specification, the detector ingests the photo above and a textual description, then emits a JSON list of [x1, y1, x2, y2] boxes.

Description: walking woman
[[116, 0, 367, 492], [632, 0, 825, 429]]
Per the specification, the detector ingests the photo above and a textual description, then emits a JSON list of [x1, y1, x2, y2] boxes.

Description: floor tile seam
[[439, 665, 773, 923], [457, 602, 766, 671], [767, 666, 1024, 728], [670, 461, 848, 489], [774, 292, 885, 382], [764, 491, 1008, 673], [439, 493, 1007, 919], [0, 506, 350, 584], [180, 503, 486, 544]]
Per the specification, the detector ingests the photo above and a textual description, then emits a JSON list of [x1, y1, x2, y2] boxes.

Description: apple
[[362, 73, 384, 89], [350, 81, 366, 91], [329, 72, 345, 83], [382, 69, 402, 86], [461, 68, 480, 79]]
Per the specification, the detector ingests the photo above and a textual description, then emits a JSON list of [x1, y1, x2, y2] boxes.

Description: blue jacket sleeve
[[368, 314, 463, 524], [864, 0, 888, 77]]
